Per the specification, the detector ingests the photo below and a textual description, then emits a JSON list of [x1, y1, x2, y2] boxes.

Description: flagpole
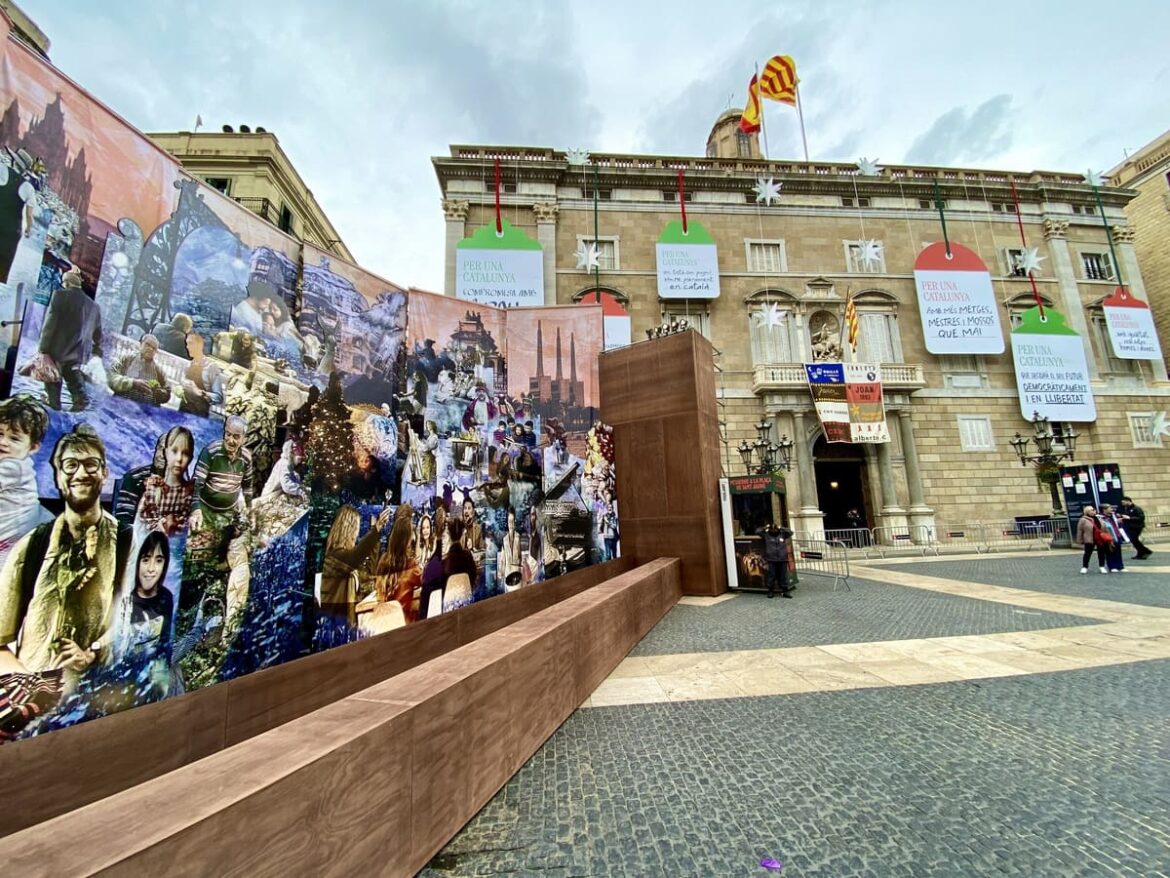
[[755, 64, 770, 160], [794, 85, 810, 162]]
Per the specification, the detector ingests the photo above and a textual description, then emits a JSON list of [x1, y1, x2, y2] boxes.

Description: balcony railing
[[235, 196, 278, 224], [753, 362, 926, 394]]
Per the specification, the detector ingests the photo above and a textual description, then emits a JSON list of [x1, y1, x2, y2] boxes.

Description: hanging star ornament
[[1014, 246, 1047, 276], [1150, 411, 1170, 438], [566, 148, 590, 166], [754, 303, 785, 328], [753, 176, 782, 206], [856, 156, 881, 176], [1084, 168, 1105, 187], [857, 239, 884, 270], [574, 241, 600, 271]]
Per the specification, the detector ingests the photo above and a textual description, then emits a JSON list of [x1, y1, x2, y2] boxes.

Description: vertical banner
[[1102, 287, 1163, 360], [655, 220, 720, 299], [844, 363, 890, 442], [1010, 306, 1096, 422], [913, 241, 1004, 354], [455, 219, 543, 308], [805, 363, 850, 442]]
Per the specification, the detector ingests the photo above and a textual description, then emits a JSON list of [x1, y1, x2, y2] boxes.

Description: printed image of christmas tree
[[307, 371, 356, 492]]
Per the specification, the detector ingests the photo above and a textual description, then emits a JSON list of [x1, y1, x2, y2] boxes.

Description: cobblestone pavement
[[630, 575, 1097, 656], [424, 557, 1170, 878], [881, 554, 1170, 609]]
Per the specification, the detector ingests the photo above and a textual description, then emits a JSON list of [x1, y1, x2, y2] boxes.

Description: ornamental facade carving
[[532, 201, 560, 223], [442, 199, 470, 221], [1111, 225, 1136, 244], [1041, 218, 1068, 240]]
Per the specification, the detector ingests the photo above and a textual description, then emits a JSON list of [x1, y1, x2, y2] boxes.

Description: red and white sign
[[577, 290, 631, 351], [1102, 287, 1163, 360], [913, 241, 1004, 355]]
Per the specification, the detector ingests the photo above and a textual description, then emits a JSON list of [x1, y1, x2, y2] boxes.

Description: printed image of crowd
[[0, 46, 615, 743]]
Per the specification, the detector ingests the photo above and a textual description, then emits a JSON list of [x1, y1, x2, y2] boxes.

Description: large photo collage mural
[[0, 31, 617, 741]]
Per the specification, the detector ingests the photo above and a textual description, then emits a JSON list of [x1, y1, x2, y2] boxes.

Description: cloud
[[904, 95, 1014, 165]]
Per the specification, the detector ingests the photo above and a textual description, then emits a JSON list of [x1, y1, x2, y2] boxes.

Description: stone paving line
[[583, 564, 1170, 708]]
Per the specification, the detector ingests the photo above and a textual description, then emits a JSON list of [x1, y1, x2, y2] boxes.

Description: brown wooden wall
[[0, 556, 634, 838], [600, 331, 726, 595], [4, 559, 681, 878]]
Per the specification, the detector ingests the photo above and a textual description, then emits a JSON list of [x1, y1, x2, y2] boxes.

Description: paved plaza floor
[[424, 552, 1170, 877]]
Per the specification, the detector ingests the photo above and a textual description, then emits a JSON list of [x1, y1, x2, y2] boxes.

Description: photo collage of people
[[0, 31, 617, 742]]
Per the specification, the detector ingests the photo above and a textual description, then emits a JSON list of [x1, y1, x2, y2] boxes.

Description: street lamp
[[738, 419, 793, 474], [1008, 412, 1079, 548]]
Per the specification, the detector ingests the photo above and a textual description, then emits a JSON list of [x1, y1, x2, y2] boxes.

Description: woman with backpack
[[1098, 505, 1128, 573], [1077, 506, 1109, 575]]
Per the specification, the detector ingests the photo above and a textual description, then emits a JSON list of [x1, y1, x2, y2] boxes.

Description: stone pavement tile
[[643, 652, 719, 675], [704, 649, 785, 673], [978, 649, 1086, 674], [605, 656, 656, 678], [767, 645, 849, 669], [723, 667, 820, 697], [590, 676, 670, 707], [1099, 638, 1170, 660], [819, 642, 910, 663], [677, 593, 738, 607], [655, 670, 746, 702], [856, 659, 964, 685], [793, 665, 889, 690], [926, 653, 1025, 680], [1038, 643, 1143, 666]]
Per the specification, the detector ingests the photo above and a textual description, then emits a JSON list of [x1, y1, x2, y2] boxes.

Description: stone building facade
[[432, 126, 1170, 537]]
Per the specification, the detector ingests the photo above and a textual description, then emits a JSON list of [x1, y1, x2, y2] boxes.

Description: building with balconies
[[432, 117, 1170, 537]]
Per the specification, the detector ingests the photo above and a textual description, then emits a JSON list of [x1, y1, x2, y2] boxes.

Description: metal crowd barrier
[[821, 518, 1075, 558], [792, 537, 851, 591]]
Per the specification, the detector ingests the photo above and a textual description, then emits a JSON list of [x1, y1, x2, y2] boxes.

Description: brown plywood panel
[[662, 412, 706, 518], [614, 418, 668, 520]]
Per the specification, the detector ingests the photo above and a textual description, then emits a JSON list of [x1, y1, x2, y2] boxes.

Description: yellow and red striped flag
[[845, 291, 860, 353], [739, 74, 761, 133], [759, 55, 798, 106]]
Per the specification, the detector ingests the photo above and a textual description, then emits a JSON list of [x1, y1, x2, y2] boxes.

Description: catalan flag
[[759, 55, 798, 106], [739, 74, 762, 133], [845, 291, 859, 353]]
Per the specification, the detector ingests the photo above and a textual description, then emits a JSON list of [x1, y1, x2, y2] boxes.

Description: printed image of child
[[0, 396, 49, 565]]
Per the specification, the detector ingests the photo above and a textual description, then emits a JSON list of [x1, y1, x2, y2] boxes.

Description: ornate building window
[[851, 290, 902, 364], [744, 239, 787, 273], [1005, 292, 1056, 328], [844, 239, 886, 273], [661, 301, 711, 338], [1079, 251, 1115, 281], [577, 235, 620, 270], [745, 290, 797, 364], [736, 130, 752, 157], [1128, 413, 1163, 449]]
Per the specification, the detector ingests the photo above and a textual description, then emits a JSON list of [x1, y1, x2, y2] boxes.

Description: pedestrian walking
[[1098, 504, 1128, 573], [1076, 506, 1108, 574], [1118, 496, 1151, 560]]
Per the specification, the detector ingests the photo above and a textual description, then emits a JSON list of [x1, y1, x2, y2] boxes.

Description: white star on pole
[[753, 176, 782, 206], [754, 303, 785, 328], [566, 148, 590, 166], [1014, 246, 1047, 276], [1084, 168, 1105, 187], [856, 157, 881, 176], [575, 241, 600, 271], [857, 239, 884, 270], [1151, 411, 1170, 438]]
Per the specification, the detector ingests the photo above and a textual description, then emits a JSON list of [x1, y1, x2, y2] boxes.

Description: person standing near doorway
[[757, 523, 794, 599], [1118, 497, 1151, 560]]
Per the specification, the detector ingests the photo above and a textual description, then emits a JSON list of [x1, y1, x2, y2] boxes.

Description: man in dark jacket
[[36, 268, 102, 411], [150, 312, 192, 358], [1119, 497, 1151, 560], [758, 523, 794, 599]]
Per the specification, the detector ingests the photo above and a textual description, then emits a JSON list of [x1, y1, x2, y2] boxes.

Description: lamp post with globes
[[1007, 411, 1079, 548], [737, 418, 794, 476]]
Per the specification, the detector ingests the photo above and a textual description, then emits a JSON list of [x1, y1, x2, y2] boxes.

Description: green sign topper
[[657, 220, 716, 244], [1011, 305, 1079, 336], [456, 218, 542, 251]]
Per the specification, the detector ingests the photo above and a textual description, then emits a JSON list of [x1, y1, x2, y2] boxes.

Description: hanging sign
[[455, 219, 544, 308], [1102, 287, 1163, 360], [913, 241, 1004, 354], [1010, 306, 1096, 422], [805, 362, 889, 443], [655, 220, 720, 299]]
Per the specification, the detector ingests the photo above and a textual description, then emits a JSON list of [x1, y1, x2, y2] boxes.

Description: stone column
[[533, 201, 559, 305], [790, 410, 825, 538], [874, 440, 908, 539], [1113, 225, 1169, 382], [1043, 218, 1099, 379], [897, 409, 935, 540], [442, 199, 470, 297]]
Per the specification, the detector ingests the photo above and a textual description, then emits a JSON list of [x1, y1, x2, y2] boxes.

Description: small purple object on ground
[[759, 857, 784, 871]]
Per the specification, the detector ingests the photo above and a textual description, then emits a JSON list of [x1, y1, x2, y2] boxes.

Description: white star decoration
[[566, 148, 590, 166], [753, 176, 782, 206], [856, 239, 884, 271], [754, 303, 785, 328], [1084, 168, 1105, 187], [1013, 246, 1047, 276], [856, 157, 881, 176], [575, 241, 600, 271], [1151, 411, 1170, 438]]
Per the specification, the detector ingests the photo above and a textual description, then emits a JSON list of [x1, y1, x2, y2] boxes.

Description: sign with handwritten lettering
[[1102, 287, 1163, 360], [913, 241, 1004, 354], [1010, 306, 1096, 422], [655, 220, 720, 299], [805, 362, 890, 443], [456, 219, 544, 308]]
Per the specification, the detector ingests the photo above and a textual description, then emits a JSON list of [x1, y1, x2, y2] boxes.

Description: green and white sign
[[1010, 306, 1096, 422], [456, 219, 544, 308], [655, 221, 720, 299]]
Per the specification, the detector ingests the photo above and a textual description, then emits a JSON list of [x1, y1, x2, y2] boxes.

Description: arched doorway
[[813, 436, 872, 530]]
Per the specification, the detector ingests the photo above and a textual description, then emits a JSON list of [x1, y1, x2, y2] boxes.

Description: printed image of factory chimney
[[529, 319, 553, 403]]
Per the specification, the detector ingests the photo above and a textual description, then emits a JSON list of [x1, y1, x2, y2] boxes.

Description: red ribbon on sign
[[677, 169, 688, 234], [1010, 179, 1044, 319], [494, 158, 502, 235]]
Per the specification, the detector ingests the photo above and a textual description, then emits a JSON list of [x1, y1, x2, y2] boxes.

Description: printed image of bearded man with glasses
[[0, 424, 118, 693]]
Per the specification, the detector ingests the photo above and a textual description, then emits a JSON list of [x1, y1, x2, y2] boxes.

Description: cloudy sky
[[23, 0, 1170, 291]]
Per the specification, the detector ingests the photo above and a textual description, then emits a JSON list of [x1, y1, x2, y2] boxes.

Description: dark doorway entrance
[[813, 437, 870, 530]]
